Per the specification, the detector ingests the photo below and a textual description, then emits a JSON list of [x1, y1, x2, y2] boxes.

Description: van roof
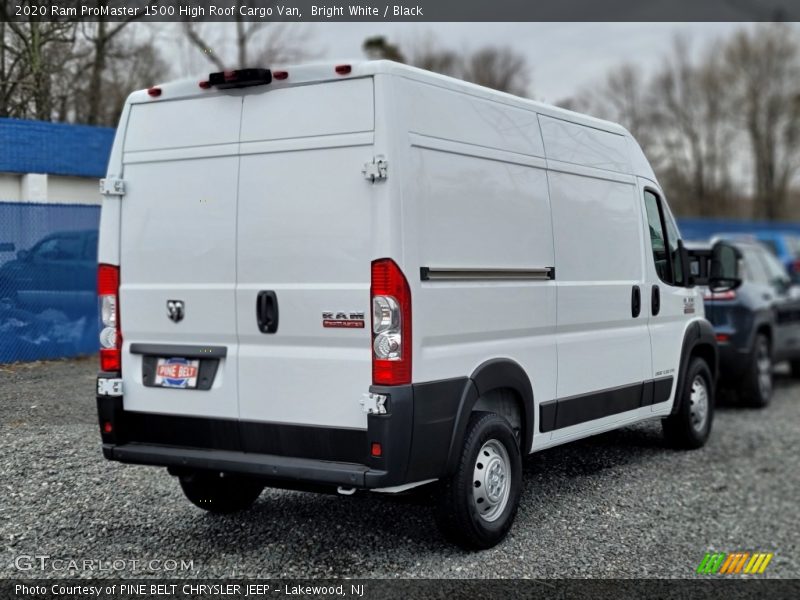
[[132, 60, 630, 138]]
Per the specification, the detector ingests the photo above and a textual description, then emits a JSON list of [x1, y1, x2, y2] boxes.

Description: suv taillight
[[704, 290, 737, 301], [371, 259, 411, 385], [98, 264, 121, 372]]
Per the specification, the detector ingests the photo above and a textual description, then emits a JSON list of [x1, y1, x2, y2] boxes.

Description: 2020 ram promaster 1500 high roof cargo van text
[[95, 61, 739, 549]]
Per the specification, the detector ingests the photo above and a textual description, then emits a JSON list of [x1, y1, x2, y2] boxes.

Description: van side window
[[644, 190, 683, 286]]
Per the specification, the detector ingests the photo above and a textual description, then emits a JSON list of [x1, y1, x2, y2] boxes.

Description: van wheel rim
[[472, 439, 511, 523], [756, 340, 772, 400], [689, 375, 709, 432]]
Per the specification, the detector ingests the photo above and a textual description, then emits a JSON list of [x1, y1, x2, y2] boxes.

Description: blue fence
[[677, 217, 800, 242], [0, 202, 100, 363]]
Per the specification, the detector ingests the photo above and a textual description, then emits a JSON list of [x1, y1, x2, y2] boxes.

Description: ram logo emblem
[[167, 300, 185, 323]]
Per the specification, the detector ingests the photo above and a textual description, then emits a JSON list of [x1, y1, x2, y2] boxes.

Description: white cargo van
[[96, 61, 739, 549]]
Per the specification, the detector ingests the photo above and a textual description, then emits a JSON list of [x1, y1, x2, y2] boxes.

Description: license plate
[[154, 357, 200, 389]]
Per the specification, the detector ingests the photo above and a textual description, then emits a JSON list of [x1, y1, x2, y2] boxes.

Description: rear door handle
[[256, 291, 279, 334], [632, 285, 641, 318], [652, 285, 661, 316]]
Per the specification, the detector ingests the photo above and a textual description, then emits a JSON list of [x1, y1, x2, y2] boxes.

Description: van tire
[[741, 333, 772, 408], [179, 472, 263, 514], [434, 411, 522, 550], [662, 357, 714, 450]]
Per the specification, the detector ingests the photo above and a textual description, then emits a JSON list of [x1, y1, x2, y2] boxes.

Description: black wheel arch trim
[[751, 316, 774, 348], [671, 319, 718, 415], [445, 358, 534, 473]]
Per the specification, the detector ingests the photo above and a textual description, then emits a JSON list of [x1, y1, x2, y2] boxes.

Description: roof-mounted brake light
[[208, 68, 272, 89]]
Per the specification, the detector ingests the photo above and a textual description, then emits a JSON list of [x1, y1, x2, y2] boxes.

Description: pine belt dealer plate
[[154, 357, 200, 389]]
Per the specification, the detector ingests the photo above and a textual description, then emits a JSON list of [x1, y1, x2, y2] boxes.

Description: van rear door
[[119, 95, 242, 420], [236, 78, 375, 431]]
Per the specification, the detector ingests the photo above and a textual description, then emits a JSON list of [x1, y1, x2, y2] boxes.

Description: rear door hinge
[[362, 155, 388, 182], [100, 178, 126, 197]]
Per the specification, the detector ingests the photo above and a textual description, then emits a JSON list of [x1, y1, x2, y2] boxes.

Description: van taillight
[[371, 259, 412, 386], [98, 264, 121, 372], [704, 290, 737, 301]]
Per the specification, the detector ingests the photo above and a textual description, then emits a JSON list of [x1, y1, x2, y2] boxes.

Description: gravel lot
[[1, 357, 798, 579]]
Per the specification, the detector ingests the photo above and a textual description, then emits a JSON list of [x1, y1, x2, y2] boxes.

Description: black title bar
[[5, 579, 800, 599], [3, 0, 799, 22]]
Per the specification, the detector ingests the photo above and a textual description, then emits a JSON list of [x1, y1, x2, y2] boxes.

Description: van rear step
[[106, 443, 378, 488]]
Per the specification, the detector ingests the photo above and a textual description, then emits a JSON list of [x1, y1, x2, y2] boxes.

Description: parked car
[[702, 239, 800, 407], [0, 229, 99, 362], [718, 231, 800, 283], [94, 61, 738, 549], [0, 229, 98, 315]]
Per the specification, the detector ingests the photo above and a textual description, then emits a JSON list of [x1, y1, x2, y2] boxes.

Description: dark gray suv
[[703, 239, 800, 407]]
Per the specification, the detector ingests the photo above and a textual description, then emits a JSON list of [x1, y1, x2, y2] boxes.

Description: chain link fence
[[0, 201, 100, 363]]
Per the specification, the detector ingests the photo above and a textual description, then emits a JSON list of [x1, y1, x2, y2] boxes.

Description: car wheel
[[179, 471, 263, 514], [662, 357, 714, 449], [741, 333, 772, 408], [434, 411, 522, 550]]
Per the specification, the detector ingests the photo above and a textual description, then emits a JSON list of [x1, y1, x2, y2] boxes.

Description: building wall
[[0, 173, 21, 200], [0, 172, 100, 205]]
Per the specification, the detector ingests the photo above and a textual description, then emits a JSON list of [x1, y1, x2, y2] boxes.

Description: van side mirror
[[677, 239, 692, 287], [708, 242, 742, 293], [685, 241, 742, 292]]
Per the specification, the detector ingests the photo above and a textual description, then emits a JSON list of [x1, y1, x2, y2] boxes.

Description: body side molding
[[539, 376, 674, 433]]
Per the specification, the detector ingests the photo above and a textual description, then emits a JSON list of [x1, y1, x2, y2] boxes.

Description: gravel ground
[[0, 357, 798, 579]]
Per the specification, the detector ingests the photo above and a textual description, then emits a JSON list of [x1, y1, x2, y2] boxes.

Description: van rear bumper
[[104, 443, 382, 488], [97, 374, 470, 490]]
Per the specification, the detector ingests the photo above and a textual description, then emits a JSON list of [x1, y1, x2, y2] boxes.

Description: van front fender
[[671, 319, 718, 415]]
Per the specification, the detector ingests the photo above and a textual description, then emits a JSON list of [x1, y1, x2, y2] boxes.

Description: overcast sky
[[158, 22, 790, 104], [296, 22, 751, 102]]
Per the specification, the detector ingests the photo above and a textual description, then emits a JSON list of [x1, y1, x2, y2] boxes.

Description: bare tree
[[102, 38, 168, 124], [651, 39, 736, 216], [0, 1, 77, 121], [79, 2, 153, 125], [558, 63, 655, 151], [183, 21, 313, 70], [562, 41, 739, 217], [0, 2, 164, 126], [0, 20, 27, 117], [407, 35, 461, 78], [460, 47, 530, 97], [723, 23, 800, 220], [362, 34, 532, 96]]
